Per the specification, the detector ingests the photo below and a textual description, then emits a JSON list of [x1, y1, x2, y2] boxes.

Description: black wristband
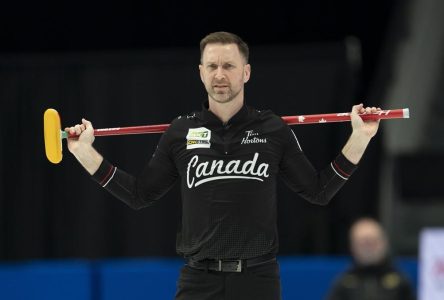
[[91, 159, 116, 187], [332, 152, 358, 179]]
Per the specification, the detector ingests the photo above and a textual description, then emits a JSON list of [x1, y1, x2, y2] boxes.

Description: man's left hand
[[350, 104, 381, 139]]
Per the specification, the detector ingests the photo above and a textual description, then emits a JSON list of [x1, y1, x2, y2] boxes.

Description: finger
[[371, 107, 377, 113], [365, 107, 372, 114], [74, 124, 83, 135], [82, 118, 93, 129], [356, 103, 366, 114], [352, 103, 362, 114]]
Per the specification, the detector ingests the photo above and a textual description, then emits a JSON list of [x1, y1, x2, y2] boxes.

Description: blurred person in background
[[327, 217, 415, 300]]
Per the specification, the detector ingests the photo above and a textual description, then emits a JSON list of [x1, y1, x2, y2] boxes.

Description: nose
[[215, 66, 225, 80]]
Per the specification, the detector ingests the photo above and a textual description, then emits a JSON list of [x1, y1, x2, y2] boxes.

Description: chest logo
[[241, 130, 267, 145], [186, 127, 211, 149], [186, 152, 270, 188]]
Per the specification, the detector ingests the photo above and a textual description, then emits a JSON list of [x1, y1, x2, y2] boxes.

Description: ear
[[243, 64, 251, 83], [199, 64, 204, 83]]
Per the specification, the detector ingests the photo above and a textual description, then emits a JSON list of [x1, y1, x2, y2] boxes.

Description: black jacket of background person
[[91, 101, 357, 261], [327, 259, 416, 300]]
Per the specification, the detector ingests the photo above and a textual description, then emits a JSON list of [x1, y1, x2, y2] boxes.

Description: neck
[[208, 94, 244, 124]]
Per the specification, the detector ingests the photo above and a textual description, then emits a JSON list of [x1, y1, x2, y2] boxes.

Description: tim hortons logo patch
[[241, 130, 267, 145]]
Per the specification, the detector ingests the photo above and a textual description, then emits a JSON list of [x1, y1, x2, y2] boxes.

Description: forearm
[[280, 152, 357, 205], [279, 125, 358, 205], [91, 159, 148, 209], [341, 132, 372, 165], [91, 155, 178, 210], [71, 144, 104, 175]]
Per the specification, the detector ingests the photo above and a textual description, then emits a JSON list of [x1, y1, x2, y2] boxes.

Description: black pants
[[174, 259, 282, 300]]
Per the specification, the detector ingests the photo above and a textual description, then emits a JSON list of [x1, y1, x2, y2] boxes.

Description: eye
[[207, 64, 217, 70], [223, 63, 235, 70]]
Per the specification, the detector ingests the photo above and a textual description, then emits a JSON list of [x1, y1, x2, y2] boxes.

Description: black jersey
[[92, 101, 357, 261]]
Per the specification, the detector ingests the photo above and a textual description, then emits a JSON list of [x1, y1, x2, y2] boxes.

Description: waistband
[[185, 253, 276, 273]]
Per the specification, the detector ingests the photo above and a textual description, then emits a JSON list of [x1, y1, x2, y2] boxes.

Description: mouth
[[213, 81, 229, 88]]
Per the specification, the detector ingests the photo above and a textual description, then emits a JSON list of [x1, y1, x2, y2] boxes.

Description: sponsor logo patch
[[241, 130, 267, 145], [186, 127, 211, 149]]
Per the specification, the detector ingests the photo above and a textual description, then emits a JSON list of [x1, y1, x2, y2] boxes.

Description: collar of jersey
[[200, 100, 249, 127]]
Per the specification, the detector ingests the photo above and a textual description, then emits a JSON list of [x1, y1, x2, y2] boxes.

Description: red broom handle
[[282, 108, 409, 125], [67, 108, 409, 138]]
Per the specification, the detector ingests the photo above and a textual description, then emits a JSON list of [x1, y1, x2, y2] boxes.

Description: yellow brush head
[[44, 108, 63, 164]]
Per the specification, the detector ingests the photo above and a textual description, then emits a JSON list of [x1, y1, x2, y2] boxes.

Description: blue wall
[[0, 261, 92, 300], [0, 256, 417, 300]]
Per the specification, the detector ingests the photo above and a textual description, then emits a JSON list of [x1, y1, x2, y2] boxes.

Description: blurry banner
[[419, 228, 444, 300]]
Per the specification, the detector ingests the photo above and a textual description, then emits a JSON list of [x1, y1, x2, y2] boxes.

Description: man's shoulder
[[169, 111, 201, 128], [155, 113, 199, 143], [249, 107, 287, 132]]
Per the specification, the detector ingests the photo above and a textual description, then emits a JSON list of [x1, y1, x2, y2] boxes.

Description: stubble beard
[[207, 84, 242, 104]]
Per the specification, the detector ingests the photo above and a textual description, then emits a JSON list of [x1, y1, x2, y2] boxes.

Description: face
[[350, 220, 388, 266], [199, 43, 251, 104]]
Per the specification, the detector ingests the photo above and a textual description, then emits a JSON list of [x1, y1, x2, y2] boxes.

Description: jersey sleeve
[[90, 123, 179, 210], [278, 125, 358, 205]]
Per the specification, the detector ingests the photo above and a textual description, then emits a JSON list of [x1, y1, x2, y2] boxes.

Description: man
[[66, 32, 380, 300], [327, 218, 415, 300]]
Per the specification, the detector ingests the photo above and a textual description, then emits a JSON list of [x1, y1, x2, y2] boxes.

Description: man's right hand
[[65, 118, 95, 154], [64, 118, 103, 175]]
